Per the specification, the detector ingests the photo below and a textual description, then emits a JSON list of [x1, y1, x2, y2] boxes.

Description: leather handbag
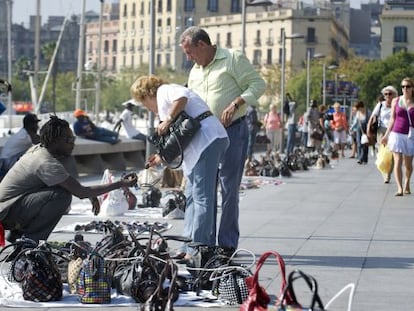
[[278, 269, 325, 311], [148, 110, 212, 168], [240, 251, 294, 311]]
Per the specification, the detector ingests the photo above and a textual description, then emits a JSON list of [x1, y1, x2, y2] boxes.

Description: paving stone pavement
[[3, 152, 414, 310]]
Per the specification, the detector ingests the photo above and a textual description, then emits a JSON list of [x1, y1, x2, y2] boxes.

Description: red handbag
[[240, 251, 294, 311]]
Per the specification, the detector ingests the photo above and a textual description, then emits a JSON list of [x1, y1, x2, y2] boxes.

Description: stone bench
[[0, 136, 146, 177]]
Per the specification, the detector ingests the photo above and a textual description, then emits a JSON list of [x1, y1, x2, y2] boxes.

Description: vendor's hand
[[221, 103, 238, 128], [121, 172, 138, 188], [145, 154, 162, 169], [90, 197, 100, 216]]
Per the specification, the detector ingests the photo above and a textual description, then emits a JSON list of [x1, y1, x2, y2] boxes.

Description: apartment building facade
[[113, 0, 242, 72], [200, 8, 349, 71], [380, 0, 414, 59]]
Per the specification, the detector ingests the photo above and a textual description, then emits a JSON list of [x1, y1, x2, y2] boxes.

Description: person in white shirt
[[113, 101, 146, 141], [0, 113, 40, 179]]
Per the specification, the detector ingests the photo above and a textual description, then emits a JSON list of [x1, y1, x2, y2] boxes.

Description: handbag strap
[[280, 269, 325, 310], [405, 105, 413, 127], [252, 251, 294, 305]]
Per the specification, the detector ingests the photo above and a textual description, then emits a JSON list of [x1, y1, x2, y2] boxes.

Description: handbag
[[360, 133, 369, 145], [278, 269, 325, 311], [148, 110, 212, 168], [140, 259, 180, 311], [310, 125, 324, 141], [77, 254, 111, 304], [211, 249, 255, 305], [240, 251, 294, 311], [403, 102, 414, 140], [369, 103, 382, 137], [9, 241, 63, 302]]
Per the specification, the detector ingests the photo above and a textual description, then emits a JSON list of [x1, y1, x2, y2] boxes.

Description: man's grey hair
[[179, 26, 212, 46]]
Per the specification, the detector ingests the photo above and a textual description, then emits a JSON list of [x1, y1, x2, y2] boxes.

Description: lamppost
[[322, 64, 338, 107], [241, 0, 276, 54], [306, 52, 325, 110], [279, 29, 303, 154]]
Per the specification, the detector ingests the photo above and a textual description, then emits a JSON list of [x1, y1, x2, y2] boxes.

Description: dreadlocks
[[40, 115, 70, 148]]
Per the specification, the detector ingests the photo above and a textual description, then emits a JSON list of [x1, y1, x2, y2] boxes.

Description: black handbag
[[148, 110, 212, 168], [278, 269, 325, 311]]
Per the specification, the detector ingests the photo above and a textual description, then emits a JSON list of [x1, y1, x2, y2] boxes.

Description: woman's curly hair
[[130, 75, 166, 102]]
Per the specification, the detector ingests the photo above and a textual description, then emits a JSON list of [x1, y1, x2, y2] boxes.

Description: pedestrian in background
[[330, 102, 348, 158], [351, 100, 371, 164], [179, 26, 265, 255], [263, 104, 282, 153], [367, 86, 398, 183], [113, 101, 146, 142], [381, 77, 414, 196], [286, 100, 298, 156], [0, 113, 41, 180], [73, 109, 120, 145]]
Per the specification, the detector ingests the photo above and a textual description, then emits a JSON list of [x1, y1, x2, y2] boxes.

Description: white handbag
[[361, 134, 369, 145]]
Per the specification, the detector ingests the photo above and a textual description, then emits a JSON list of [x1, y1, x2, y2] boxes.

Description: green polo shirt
[[187, 46, 265, 122]]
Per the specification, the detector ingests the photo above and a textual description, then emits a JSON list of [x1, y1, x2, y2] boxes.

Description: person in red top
[[330, 102, 349, 158], [263, 104, 282, 153]]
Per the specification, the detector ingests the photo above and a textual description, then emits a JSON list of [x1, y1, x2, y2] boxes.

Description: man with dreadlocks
[[0, 115, 137, 244]]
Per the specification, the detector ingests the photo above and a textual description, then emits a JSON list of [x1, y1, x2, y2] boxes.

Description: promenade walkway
[[5, 152, 414, 310]]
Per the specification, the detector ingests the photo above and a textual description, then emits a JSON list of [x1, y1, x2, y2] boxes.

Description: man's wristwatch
[[233, 102, 239, 110]]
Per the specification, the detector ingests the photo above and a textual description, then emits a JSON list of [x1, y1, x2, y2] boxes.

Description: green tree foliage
[[353, 51, 414, 108]]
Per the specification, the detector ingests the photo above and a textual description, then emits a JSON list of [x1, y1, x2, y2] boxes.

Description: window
[[255, 30, 261, 46], [307, 47, 315, 58], [226, 32, 232, 48], [104, 40, 109, 53], [185, 17, 194, 27], [88, 41, 93, 54], [266, 49, 272, 65], [166, 53, 171, 66], [393, 46, 407, 54], [208, 0, 218, 12], [157, 54, 162, 67], [231, 0, 241, 12], [167, 18, 171, 27], [307, 28, 316, 43], [167, 0, 172, 12], [157, 0, 163, 13], [112, 56, 116, 71], [278, 48, 282, 64], [140, 2, 144, 15], [157, 19, 162, 27], [253, 50, 261, 66], [131, 55, 134, 68], [123, 4, 127, 17], [216, 33, 221, 46], [394, 26, 407, 43], [132, 3, 136, 16], [184, 0, 195, 12], [112, 40, 117, 52]]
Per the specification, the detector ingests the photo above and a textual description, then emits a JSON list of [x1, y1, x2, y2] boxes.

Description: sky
[[12, 0, 368, 26]]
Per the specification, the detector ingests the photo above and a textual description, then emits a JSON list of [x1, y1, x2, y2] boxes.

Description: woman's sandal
[[404, 189, 411, 195], [395, 191, 403, 197]]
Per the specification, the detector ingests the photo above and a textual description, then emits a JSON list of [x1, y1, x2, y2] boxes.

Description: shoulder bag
[[147, 110, 212, 168], [369, 102, 382, 137], [405, 106, 414, 140]]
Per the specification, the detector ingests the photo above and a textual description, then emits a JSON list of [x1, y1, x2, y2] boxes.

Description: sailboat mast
[[75, 0, 86, 110], [6, 0, 12, 131]]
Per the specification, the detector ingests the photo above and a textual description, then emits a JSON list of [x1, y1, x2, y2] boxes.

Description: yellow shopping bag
[[376, 144, 393, 174]]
